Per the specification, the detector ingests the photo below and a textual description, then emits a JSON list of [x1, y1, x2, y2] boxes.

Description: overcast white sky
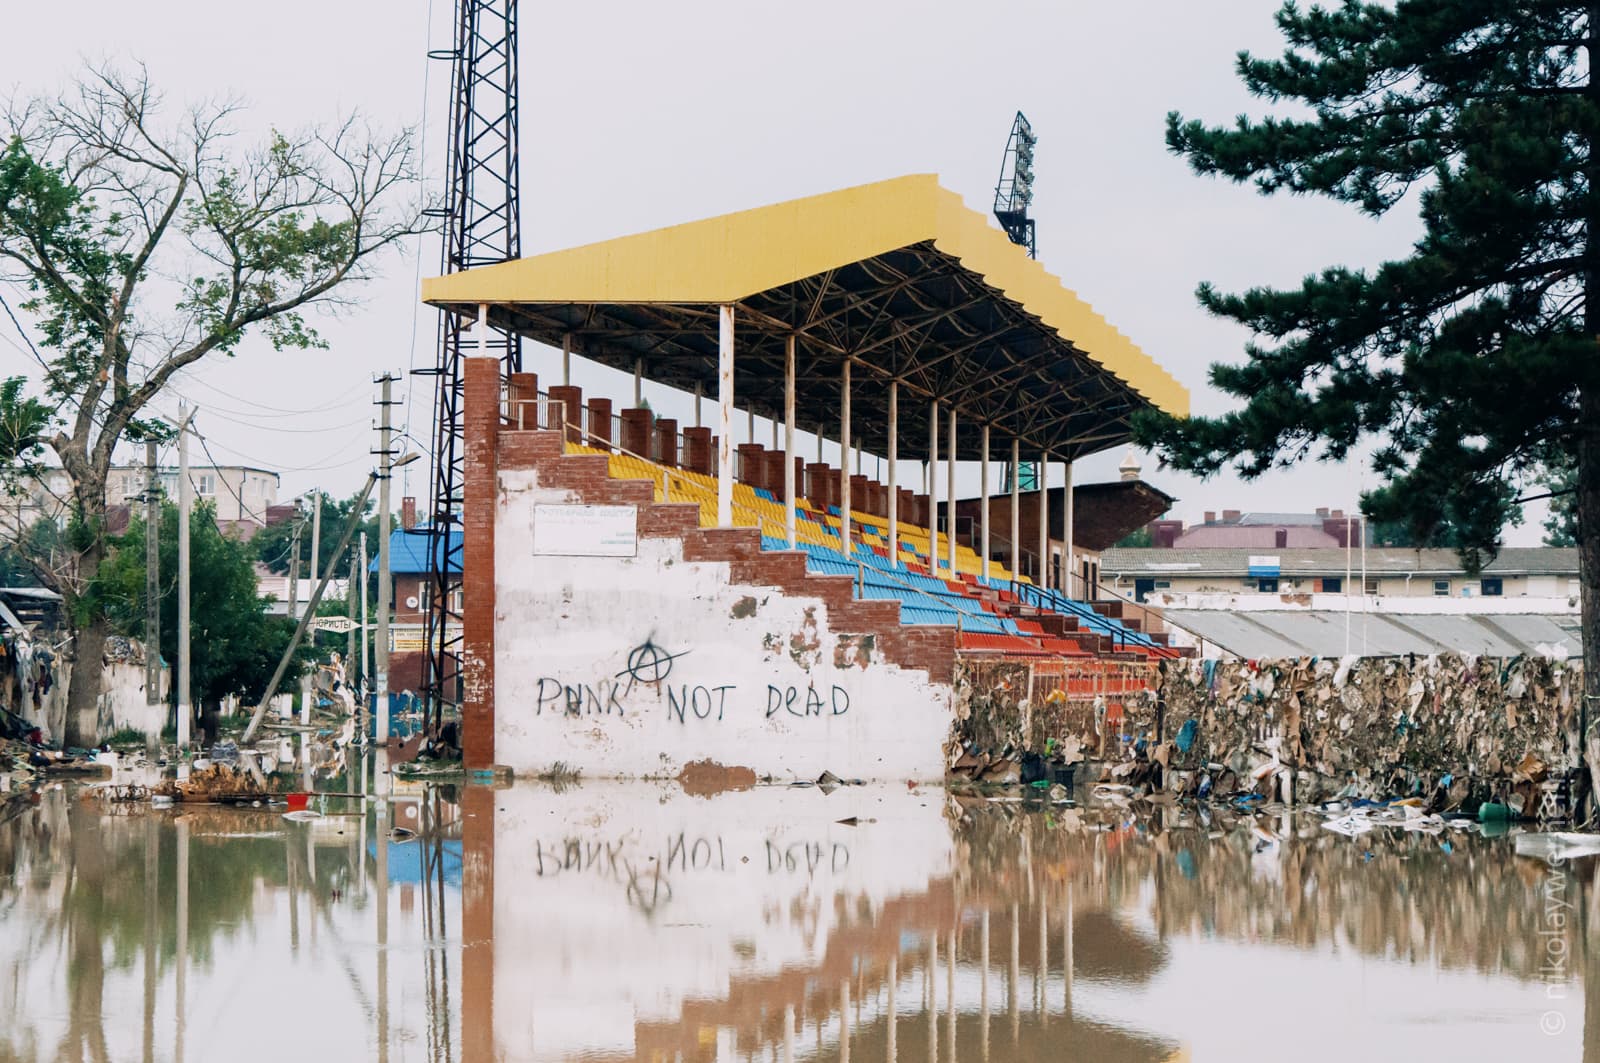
[[0, 0, 1549, 543]]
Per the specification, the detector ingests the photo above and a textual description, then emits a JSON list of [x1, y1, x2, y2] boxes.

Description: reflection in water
[[0, 777, 1594, 1062]]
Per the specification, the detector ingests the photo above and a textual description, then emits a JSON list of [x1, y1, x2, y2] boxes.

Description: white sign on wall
[[533, 504, 638, 557]]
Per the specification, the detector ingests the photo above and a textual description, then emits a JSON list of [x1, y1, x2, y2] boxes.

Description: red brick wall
[[462, 358, 500, 768], [462, 366, 965, 765]]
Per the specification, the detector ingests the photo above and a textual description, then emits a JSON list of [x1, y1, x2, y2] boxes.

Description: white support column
[[694, 382, 702, 428], [928, 400, 940, 576], [1064, 456, 1076, 599], [717, 306, 735, 527], [1010, 438, 1020, 583], [981, 424, 991, 582], [1038, 452, 1050, 592], [946, 406, 957, 576], [887, 381, 899, 566], [785, 335, 797, 549], [748, 406, 755, 445], [562, 332, 572, 386], [633, 358, 643, 408], [840, 358, 852, 557]]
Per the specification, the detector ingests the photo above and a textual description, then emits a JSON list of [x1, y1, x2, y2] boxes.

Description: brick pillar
[[620, 408, 652, 457], [507, 371, 538, 429], [806, 463, 831, 509], [587, 397, 613, 451], [866, 482, 884, 518], [849, 475, 868, 518], [793, 457, 806, 503], [462, 357, 500, 769], [764, 451, 788, 497], [654, 417, 679, 467], [684, 427, 712, 474], [737, 444, 765, 488], [461, 785, 496, 1063], [899, 488, 915, 525], [548, 385, 584, 444], [913, 493, 931, 528]]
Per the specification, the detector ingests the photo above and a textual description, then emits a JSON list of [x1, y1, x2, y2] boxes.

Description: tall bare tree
[[0, 63, 421, 744]]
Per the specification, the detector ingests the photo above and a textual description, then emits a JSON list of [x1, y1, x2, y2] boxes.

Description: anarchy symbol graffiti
[[617, 638, 689, 688]]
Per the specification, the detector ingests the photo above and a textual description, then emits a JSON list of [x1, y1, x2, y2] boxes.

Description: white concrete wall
[[101, 658, 167, 737], [1146, 591, 1580, 614], [1129, 574, 1566, 600], [494, 469, 953, 781], [491, 782, 953, 1061]]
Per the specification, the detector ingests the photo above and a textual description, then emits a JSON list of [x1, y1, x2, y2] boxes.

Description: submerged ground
[[0, 755, 1595, 1062]]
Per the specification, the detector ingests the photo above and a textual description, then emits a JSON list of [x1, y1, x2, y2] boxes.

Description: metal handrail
[[522, 399, 1010, 634]]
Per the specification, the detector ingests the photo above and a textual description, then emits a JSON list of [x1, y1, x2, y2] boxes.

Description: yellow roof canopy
[[423, 174, 1187, 460]]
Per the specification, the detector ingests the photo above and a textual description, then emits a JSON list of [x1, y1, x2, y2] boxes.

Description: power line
[[0, 291, 49, 373], [403, 0, 440, 500], [191, 427, 267, 525], [201, 432, 369, 474], [167, 389, 367, 433], [178, 374, 369, 416]]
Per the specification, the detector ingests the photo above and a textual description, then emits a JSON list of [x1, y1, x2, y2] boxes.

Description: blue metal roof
[[372, 528, 461, 575]]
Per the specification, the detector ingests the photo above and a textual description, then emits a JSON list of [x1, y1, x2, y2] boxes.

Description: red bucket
[[285, 793, 309, 812]]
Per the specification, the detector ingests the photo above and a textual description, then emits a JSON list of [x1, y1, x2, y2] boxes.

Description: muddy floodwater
[[1, 769, 1596, 1062]]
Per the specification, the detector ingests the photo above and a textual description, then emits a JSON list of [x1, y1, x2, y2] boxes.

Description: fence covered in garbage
[[951, 657, 1159, 777], [1148, 654, 1583, 805], [954, 652, 1584, 805]]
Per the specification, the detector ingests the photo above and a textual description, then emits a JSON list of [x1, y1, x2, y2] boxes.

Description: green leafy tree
[[253, 487, 381, 577], [1541, 456, 1579, 546], [93, 500, 311, 705], [0, 516, 65, 586], [1114, 526, 1154, 548], [0, 64, 420, 742], [1134, 1, 1600, 792]]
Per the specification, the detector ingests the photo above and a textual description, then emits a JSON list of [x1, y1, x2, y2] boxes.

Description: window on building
[[1321, 577, 1342, 593], [1481, 577, 1503, 597], [1433, 580, 1450, 596], [197, 473, 216, 496], [1257, 578, 1279, 593], [1365, 578, 1380, 595]]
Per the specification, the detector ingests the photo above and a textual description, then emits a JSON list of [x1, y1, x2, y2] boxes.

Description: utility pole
[[144, 441, 160, 709], [176, 405, 197, 752], [374, 373, 398, 743], [346, 547, 357, 691], [308, 488, 322, 589], [359, 530, 370, 692], [287, 523, 302, 621], [242, 473, 379, 745]]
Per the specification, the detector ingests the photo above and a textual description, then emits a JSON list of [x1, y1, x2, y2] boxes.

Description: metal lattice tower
[[419, 0, 522, 723], [994, 111, 1038, 494], [992, 111, 1037, 259]]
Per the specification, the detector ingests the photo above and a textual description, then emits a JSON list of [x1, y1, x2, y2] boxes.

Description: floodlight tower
[[995, 112, 1039, 496], [418, 0, 522, 727], [993, 111, 1037, 258]]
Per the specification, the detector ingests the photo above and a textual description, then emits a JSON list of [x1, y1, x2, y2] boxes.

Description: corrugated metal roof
[[1164, 609, 1583, 659], [1207, 512, 1328, 527], [421, 174, 1189, 464], [372, 529, 461, 576], [1101, 546, 1579, 578]]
